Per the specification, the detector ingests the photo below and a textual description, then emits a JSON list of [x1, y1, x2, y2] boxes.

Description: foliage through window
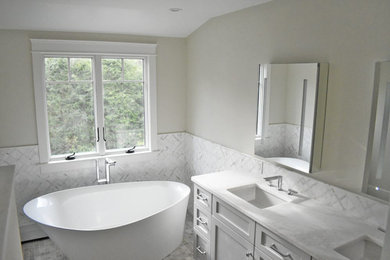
[[102, 58, 145, 150], [45, 57, 95, 155], [43, 56, 146, 157]]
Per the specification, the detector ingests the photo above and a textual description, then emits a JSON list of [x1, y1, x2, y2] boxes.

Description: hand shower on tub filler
[[96, 158, 116, 184]]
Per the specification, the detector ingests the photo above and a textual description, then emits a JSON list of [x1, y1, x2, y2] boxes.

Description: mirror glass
[[254, 63, 329, 173], [363, 61, 390, 201]]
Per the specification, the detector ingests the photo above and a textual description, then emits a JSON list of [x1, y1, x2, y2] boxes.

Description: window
[[31, 40, 157, 163]]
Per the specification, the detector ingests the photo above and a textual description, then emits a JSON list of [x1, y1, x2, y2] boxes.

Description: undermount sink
[[335, 236, 382, 260], [228, 184, 288, 209]]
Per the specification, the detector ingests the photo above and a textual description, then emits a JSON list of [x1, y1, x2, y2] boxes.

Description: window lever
[[65, 152, 76, 160], [102, 127, 107, 142], [126, 146, 136, 153], [96, 127, 100, 142]]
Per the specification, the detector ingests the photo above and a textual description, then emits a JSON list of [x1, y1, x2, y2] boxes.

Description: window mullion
[[94, 56, 106, 155], [121, 58, 124, 81], [67, 58, 71, 81]]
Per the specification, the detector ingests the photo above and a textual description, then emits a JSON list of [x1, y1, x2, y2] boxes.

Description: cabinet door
[[210, 216, 254, 260]]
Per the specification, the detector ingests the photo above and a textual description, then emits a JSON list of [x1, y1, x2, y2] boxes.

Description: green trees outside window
[[44, 56, 145, 156]]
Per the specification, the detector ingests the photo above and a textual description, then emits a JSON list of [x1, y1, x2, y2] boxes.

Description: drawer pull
[[245, 252, 254, 259], [196, 194, 208, 201], [197, 217, 208, 225], [196, 246, 206, 255], [270, 244, 293, 259]]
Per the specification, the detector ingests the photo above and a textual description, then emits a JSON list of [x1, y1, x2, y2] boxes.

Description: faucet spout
[[264, 175, 283, 191]]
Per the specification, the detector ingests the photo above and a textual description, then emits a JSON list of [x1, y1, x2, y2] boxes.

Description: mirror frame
[[363, 61, 390, 201]]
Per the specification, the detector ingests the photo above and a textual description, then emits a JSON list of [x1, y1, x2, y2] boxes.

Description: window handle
[[96, 127, 100, 142], [103, 127, 107, 142], [65, 152, 76, 160]]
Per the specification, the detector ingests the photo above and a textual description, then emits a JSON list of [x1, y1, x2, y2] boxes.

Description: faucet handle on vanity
[[264, 175, 283, 190]]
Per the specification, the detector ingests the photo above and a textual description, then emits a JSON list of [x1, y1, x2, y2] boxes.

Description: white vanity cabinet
[[193, 184, 314, 260], [193, 185, 212, 260]]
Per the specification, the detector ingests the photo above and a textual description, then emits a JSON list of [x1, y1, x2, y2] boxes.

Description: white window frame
[[31, 39, 157, 163], [256, 64, 269, 140]]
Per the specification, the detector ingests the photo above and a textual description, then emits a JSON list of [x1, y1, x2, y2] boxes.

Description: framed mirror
[[363, 61, 390, 201], [254, 63, 329, 173]]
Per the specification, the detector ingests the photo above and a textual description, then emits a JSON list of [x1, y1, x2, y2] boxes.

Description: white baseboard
[[20, 224, 47, 242]]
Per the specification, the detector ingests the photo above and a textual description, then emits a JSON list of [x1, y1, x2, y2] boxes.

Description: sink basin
[[335, 236, 382, 260], [228, 184, 287, 209]]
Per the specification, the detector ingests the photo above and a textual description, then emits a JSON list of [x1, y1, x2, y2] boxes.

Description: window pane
[[124, 59, 143, 81], [102, 58, 122, 81], [104, 82, 145, 149], [46, 83, 96, 155], [45, 57, 68, 81], [70, 58, 92, 81]]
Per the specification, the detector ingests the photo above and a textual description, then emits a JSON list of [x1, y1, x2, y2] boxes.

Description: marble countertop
[[191, 171, 385, 260]]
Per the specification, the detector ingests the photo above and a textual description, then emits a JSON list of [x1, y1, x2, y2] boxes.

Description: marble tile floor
[[22, 214, 194, 260]]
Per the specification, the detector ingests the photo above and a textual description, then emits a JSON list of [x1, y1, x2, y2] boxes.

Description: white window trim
[[31, 39, 157, 163]]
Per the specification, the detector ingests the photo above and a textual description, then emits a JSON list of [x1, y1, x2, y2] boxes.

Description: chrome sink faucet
[[96, 158, 116, 184], [264, 175, 283, 191]]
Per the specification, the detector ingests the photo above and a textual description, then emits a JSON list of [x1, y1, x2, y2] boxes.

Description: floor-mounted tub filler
[[24, 181, 190, 260]]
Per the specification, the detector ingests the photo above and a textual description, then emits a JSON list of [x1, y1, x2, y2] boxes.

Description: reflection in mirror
[[255, 63, 329, 173], [363, 61, 390, 201]]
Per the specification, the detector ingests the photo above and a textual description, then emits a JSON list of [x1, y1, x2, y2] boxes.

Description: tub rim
[[23, 180, 190, 232]]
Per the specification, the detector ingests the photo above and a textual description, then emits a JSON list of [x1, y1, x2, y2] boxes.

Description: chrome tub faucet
[[96, 158, 116, 184]]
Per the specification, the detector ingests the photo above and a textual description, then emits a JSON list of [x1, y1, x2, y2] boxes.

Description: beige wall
[[186, 0, 390, 192], [0, 30, 186, 147]]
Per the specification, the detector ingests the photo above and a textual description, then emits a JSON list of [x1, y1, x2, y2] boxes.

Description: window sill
[[40, 150, 159, 173]]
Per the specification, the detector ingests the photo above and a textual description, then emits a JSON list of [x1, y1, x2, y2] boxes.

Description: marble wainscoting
[[254, 123, 312, 162], [185, 133, 389, 229], [0, 131, 388, 241], [0, 133, 190, 240]]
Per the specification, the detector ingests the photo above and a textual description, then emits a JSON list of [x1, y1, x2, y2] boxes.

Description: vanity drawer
[[194, 185, 212, 212], [212, 196, 255, 243], [194, 228, 210, 260], [256, 224, 311, 260], [194, 205, 211, 237]]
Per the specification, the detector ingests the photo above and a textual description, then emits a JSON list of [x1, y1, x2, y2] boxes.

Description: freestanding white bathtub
[[23, 181, 190, 260]]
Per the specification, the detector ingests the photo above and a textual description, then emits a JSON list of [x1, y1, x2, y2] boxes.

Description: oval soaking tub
[[24, 181, 190, 260]]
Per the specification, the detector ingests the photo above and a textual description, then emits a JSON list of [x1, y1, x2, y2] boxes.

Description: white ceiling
[[0, 0, 271, 37]]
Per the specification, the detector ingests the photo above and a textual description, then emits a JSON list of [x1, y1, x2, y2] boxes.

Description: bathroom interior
[[1, 0, 390, 259]]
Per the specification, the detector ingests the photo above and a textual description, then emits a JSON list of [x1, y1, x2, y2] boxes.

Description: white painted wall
[[268, 64, 287, 124], [267, 63, 317, 127], [0, 30, 187, 148], [285, 63, 317, 127], [186, 0, 390, 192]]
